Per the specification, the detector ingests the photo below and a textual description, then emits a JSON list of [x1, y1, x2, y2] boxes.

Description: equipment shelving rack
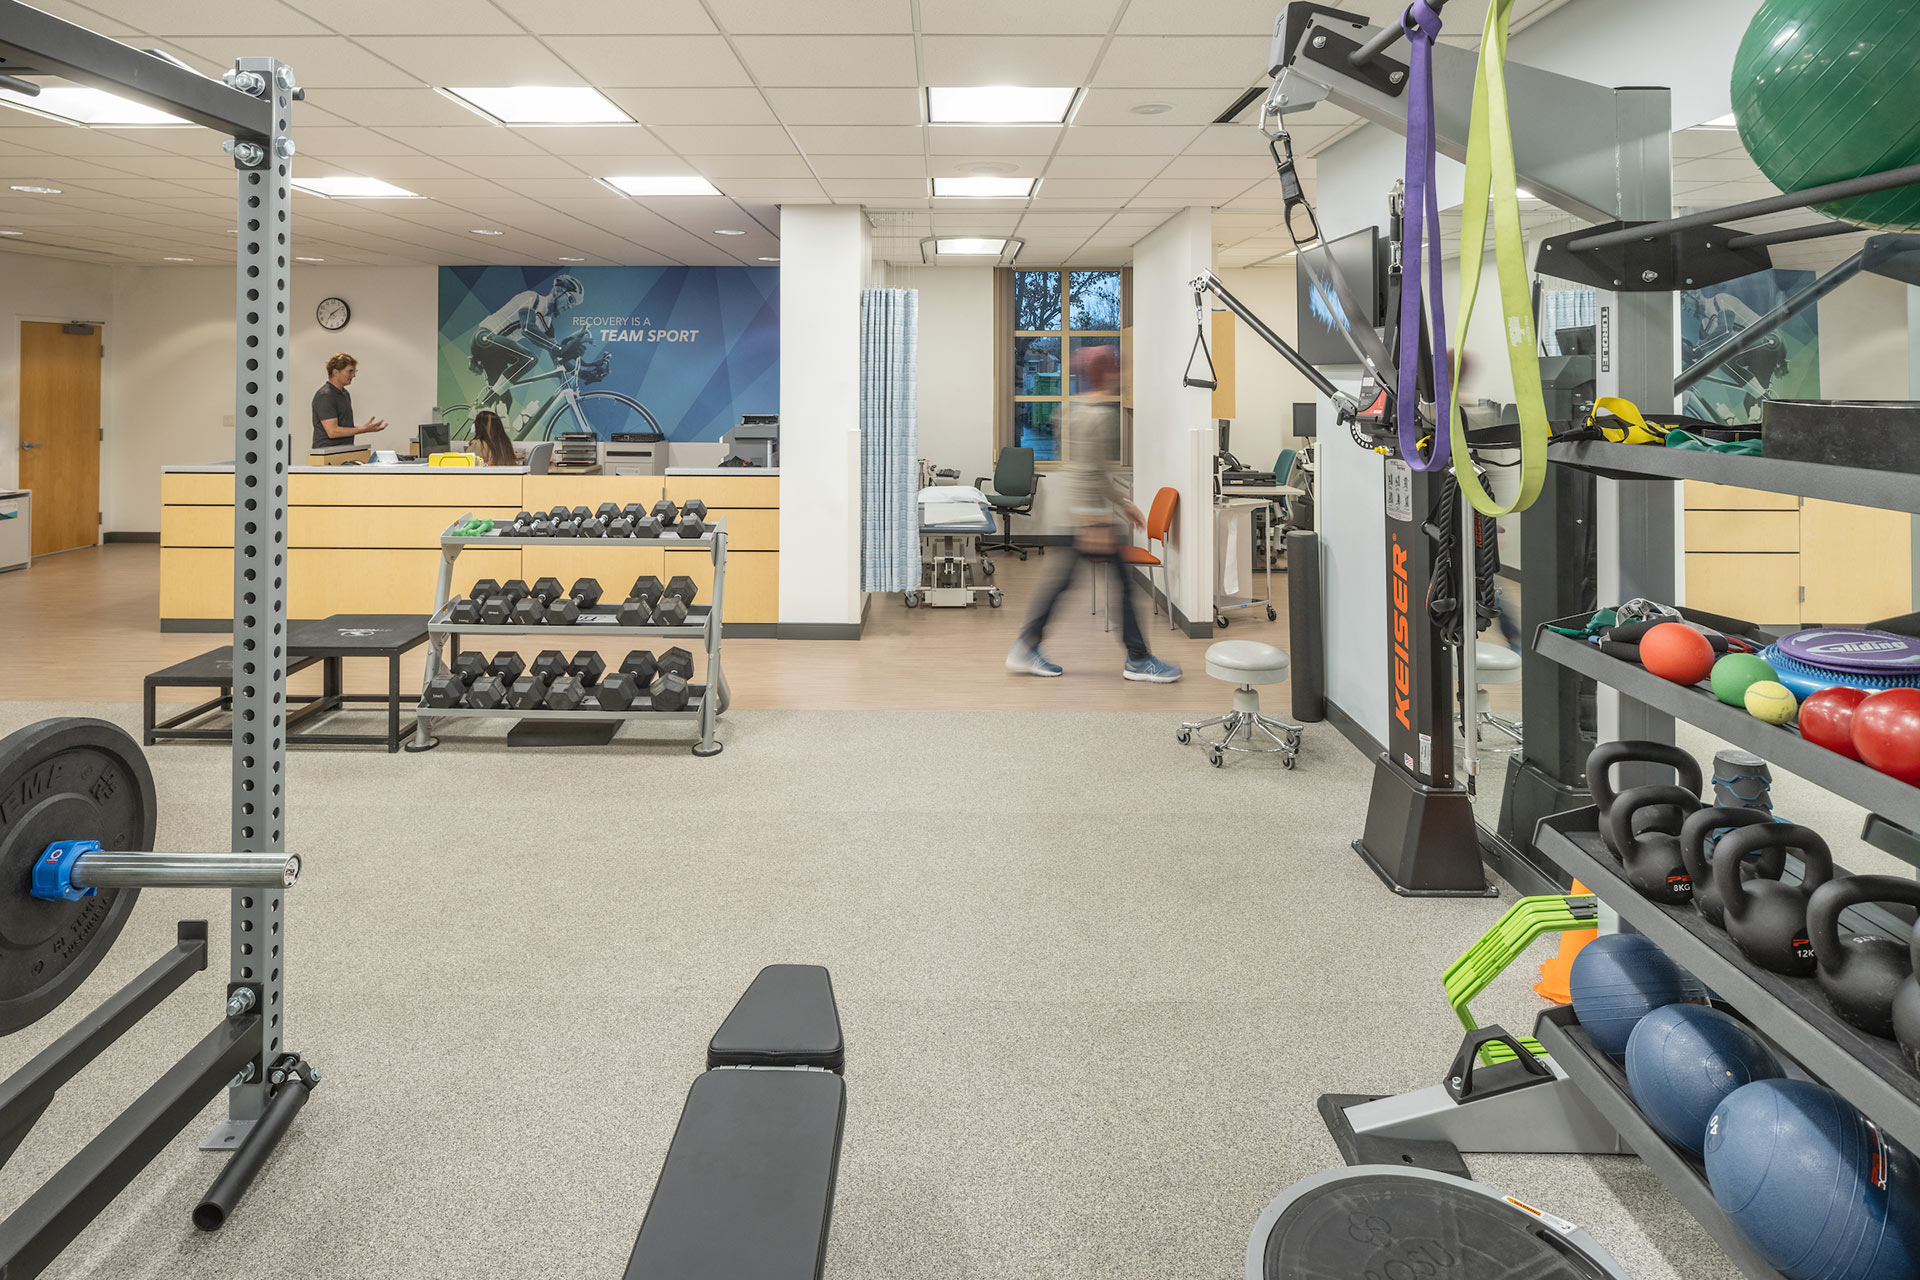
[[411, 518, 730, 755], [1529, 443, 1920, 1280]]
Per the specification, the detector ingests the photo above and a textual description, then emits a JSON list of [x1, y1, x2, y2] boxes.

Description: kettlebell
[[1715, 823, 1833, 977], [1588, 741, 1703, 854], [1603, 785, 1702, 904], [1679, 806, 1784, 929], [1893, 934, 1920, 1072], [1807, 875, 1920, 1039]]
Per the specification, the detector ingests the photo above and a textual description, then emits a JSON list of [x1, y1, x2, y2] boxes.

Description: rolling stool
[[1462, 642, 1523, 750], [1177, 640, 1302, 769]]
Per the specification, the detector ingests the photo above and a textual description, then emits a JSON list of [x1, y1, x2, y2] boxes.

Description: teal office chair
[[977, 446, 1044, 560], [1261, 447, 1299, 566]]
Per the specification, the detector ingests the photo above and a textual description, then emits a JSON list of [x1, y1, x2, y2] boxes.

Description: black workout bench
[[624, 964, 846, 1280]]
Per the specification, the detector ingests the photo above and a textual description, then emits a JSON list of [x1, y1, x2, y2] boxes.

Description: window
[[1007, 269, 1127, 464]]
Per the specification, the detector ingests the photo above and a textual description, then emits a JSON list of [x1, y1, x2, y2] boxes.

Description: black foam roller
[[1286, 530, 1325, 723]]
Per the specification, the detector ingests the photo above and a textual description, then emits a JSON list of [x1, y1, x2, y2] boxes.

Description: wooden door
[[1800, 499, 1913, 624], [18, 321, 102, 556]]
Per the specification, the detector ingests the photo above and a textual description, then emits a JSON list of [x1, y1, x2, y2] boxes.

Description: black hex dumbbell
[[529, 516, 556, 538], [555, 518, 581, 539], [619, 649, 659, 687], [548, 505, 571, 521], [530, 650, 570, 686], [546, 673, 588, 712], [508, 673, 549, 709], [657, 646, 695, 681], [508, 511, 536, 533], [469, 578, 502, 608], [622, 502, 648, 525], [656, 575, 699, 626], [514, 577, 566, 625], [481, 579, 529, 625], [617, 595, 654, 626], [546, 578, 604, 625], [594, 670, 643, 711], [651, 671, 691, 711], [682, 499, 708, 521], [631, 515, 663, 539], [677, 512, 707, 539], [448, 596, 481, 625], [466, 673, 508, 709], [596, 502, 623, 525], [489, 652, 527, 685], [608, 516, 634, 538], [570, 505, 591, 522], [568, 651, 606, 687], [580, 517, 607, 539], [424, 672, 467, 707], [451, 651, 490, 685], [652, 498, 679, 527]]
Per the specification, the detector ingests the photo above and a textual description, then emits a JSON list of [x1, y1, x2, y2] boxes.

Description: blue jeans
[[1020, 546, 1151, 662]]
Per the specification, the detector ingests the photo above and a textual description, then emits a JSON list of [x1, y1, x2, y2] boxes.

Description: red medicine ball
[[1640, 622, 1715, 685]]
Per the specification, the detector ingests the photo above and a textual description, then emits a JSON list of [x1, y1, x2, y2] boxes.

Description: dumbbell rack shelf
[[1534, 808, 1920, 1159], [411, 517, 729, 755]]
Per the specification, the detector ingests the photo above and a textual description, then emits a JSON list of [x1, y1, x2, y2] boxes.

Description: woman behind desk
[[469, 410, 518, 467]]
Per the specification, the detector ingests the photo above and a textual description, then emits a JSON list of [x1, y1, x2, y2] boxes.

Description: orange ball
[[1640, 622, 1715, 685]]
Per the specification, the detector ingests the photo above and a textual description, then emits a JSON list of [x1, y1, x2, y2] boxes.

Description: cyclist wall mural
[[436, 265, 778, 442]]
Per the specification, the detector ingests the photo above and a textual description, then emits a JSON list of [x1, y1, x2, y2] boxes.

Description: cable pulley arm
[[1190, 271, 1357, 422]]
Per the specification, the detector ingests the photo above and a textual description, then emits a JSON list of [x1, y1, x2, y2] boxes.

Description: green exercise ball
[[1711, 652, 1778, 708], [1730, 0, 1920, 231]]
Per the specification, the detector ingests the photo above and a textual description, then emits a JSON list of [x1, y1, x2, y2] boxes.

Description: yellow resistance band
[[1586, 397, 1668, 445], [1447, 0, 1548, 517]]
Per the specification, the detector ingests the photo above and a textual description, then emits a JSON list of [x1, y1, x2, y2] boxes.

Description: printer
[[721, 414, 779, 468]]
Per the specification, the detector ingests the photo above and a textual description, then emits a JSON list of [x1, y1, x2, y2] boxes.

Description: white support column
[[777, 204, 868, 631], [1130, 207, 1216, 630]]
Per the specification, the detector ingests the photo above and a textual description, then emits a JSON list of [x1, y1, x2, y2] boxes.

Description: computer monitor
[[1218, 418, 1233, 456], [1292, 402, 1318, 440], [1296, 226, 1385, 366], [418, 422, 450, 456]]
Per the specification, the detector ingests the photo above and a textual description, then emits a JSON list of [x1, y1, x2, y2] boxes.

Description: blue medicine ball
[[1625, 1004, 1783, 1157], [1569, 933, 1702, 1058], [1707, 1079, 1920, 1280]]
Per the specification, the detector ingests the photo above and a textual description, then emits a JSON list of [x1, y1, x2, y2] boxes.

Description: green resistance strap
[[1447, 0, 1549, 518]]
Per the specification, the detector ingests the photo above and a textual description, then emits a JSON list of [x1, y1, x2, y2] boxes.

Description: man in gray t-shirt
[[1005, 345, 1181, 683], [311, 352, 387, 450]]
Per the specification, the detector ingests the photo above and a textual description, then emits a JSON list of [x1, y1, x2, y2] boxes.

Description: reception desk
[[160, 464, 781, 632]]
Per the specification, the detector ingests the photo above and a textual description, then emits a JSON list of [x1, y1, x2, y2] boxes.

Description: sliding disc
[[0, 718, 155, 1035]]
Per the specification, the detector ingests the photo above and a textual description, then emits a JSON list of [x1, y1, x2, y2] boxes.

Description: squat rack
[[0, 0, 311, 1243]]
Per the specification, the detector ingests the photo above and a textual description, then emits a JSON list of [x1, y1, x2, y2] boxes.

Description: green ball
[[1732, 0, 1920, 231], [1710, 653, 1778, 707]]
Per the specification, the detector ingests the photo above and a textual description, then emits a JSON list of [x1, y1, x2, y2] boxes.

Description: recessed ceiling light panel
[[714, 228, 746, 236], [932, 176, 1035, 198], [291, 176, 420, 199], [929, 86, 1076, 124], [936, 238, 1007, 255], [0, 82, 189, 127], [441, 86, 633, 126], [604, 175, 722, 196], [295, 256, 325, 262], [470, 228, 504, 236], [758, 256, 779, 262], [10, 185, 61, 195], [558, 256, 586, 262]]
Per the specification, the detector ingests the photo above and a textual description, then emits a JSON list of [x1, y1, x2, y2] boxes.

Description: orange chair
[[1098, 486, 1178, 632]]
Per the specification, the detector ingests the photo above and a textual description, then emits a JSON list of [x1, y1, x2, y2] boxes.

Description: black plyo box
[[1762, 399, 1920, 474]]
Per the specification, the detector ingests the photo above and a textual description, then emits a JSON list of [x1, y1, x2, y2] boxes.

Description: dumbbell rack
[[409, 517, 730, 756]]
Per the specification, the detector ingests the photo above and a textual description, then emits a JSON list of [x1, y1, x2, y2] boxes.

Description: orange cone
[[1533, 881, 1598, 1004]]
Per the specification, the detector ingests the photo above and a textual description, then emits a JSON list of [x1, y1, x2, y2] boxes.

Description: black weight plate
[[0, 718, 154, 1036]]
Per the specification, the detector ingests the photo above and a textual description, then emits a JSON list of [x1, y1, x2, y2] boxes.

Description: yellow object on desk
[[428, 452, 479, 467]]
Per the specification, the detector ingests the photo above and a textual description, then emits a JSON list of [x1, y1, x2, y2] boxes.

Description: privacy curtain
[[860, 287, 919, 594]]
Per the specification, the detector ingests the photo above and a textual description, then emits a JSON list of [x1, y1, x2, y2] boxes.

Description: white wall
[[1217, 264, 1320, 471], [1819, 271, 1910, 399], [0, 249, 116, 505], [887, 264, 995, 489], [1131, 208, 1216, 626], [1509, 0, 1765, 131], [778, 204, 866, 627]]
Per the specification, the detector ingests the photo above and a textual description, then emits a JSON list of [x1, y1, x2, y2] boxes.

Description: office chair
[[1098, 486, 1178, 632], [977, 446, 1044, 560], [1259, 447, 1299, 566]]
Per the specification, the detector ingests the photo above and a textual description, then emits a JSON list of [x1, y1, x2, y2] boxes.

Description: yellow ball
[[1743, 680, 1798, 725]]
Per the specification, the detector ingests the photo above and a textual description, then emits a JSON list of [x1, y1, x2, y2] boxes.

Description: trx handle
[[1447, 0, 1548, 516], [1183, 290, 1219, 390]]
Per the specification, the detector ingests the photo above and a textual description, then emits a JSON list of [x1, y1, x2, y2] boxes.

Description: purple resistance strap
[[1397, 0, 1451, 470]]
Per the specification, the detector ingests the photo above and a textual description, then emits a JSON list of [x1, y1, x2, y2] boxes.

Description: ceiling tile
[[731, 36, 919, 87], [789, 126, 925, 155], [648, 125, 799, 156], [1045, 154, 1166, 179], [1056, 125, 1204, 155], [357, 36, 583, 84], [820, 179, 931, 199], [1137, 177, 1260, 201], [920, 36, 1104, 86], [490, 0, 718, 33], [919, 0, 1122, 33], [95, 0, 326, 35], [396, 178, 510, 199], [294, 126, 422, 157], [329, 154, 485, 180], [809, 155, 927, 179], [1033, 178, 1148, 199], [305, 88, 487, 128], [717, 178, 829, 200], [375, 126, 546, 155], [168, 37, 416, 88], [93, 154, 232, 179], [449, 153, 585, 179], [520, 127, 671, 157], [304, 0, 521, 35], [760, 88, 922, 126], [1117, 0, 1286, 33], [1073, 88, 1253, 127], [683, 154, 815, 179], [599, 89, 777, 127], [1094, 37, 1268, 89], [19, 0, 142, 36], [1160, 153, 1273, 179], [706, 0, 913, 31], [542, 36, 753, 88], [927, 126, 1061, 157]]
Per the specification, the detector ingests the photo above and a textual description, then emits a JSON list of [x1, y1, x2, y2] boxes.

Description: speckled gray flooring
[[0, 703, 1736, 1280]]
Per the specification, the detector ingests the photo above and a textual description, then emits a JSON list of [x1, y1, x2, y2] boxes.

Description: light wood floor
[[1, 544, 1309, 712]]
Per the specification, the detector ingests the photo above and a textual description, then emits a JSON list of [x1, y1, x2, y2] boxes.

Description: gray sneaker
[[1006, 641, 1063, 676], [1123, 655, 1182, 683]]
